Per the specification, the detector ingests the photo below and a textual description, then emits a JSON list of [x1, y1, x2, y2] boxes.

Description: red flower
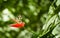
[[11, 22, 25, 28]]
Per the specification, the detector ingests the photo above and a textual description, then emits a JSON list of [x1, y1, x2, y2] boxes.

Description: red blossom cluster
[[11, 22, 25, 28]]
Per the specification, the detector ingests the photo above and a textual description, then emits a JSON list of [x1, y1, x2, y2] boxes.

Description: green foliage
[[0, 0, 60, 38]]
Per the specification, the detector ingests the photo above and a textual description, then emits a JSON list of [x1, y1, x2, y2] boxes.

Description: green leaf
[[56, 0, 60, 6], [42, 15, 57, 30]]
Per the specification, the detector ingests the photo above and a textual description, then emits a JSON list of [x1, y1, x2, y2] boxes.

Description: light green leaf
[[56, 0, 60, 6]]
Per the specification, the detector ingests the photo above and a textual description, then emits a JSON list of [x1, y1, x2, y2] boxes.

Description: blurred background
[[0, 0, 60, 38]]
